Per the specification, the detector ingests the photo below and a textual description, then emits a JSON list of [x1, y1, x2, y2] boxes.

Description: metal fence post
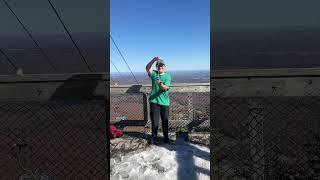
[[248, 98, 265, 180], [188, 92, 193, 122], [143, 93, 149, 124]]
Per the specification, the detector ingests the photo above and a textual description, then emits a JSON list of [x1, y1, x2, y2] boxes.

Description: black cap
[[156, 59, 165, 66]]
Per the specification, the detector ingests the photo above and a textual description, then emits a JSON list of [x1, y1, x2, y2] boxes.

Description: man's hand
[[153, 57, 160, 61], [157, 80, 168, 91]]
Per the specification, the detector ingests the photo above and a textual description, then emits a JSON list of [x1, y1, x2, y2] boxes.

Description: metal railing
[[212, 68, 320, 180], [110, 83, 210, 133]]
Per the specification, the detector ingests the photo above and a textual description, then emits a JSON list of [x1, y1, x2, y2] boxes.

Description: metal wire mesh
[[192, 92, 210, 132], [111, 94, 144, 121], [169, 92, 210, 132], [0, 100, 108, 179], [110, 92, 210, 133], [168, 92, 192, 130], [212, 96, 320, 179]]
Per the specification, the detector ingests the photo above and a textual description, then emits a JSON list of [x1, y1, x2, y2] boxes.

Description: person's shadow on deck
[[50, 74, 106, 101], [124, 131, 210, 180]]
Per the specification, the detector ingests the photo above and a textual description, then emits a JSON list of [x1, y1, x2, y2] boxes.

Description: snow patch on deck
[[111, 139, 210, 180]]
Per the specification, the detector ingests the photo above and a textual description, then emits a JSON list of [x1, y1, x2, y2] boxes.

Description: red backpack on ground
[[109, 123, 123, 139]]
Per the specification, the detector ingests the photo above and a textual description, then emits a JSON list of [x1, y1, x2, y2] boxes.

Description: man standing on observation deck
[[146, 57, 172, 145]]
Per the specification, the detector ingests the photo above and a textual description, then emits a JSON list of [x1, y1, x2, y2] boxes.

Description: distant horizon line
[[110, 69, 210, 74]]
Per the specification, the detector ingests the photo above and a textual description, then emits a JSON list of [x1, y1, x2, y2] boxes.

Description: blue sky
[[110, 0, 210, 73]]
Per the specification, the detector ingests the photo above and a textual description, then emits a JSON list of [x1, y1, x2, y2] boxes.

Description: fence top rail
[[0, 73, 109, 83], [212, 67, 320, 79], [111, 83, 210, 88], [111, 83, 210, 94]]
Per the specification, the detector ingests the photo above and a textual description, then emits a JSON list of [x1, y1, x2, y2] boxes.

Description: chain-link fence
[[212, 96, 320, 179], [110, 93, 145, 133], [0, 100, 108, 179], [168, 92, 210, 132], [0, 73, 108, 179], [110, 92, 210, 133], [110, 90, 210, 156]]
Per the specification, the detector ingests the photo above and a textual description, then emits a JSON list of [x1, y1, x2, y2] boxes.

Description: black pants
[[150, 102, 169, 140]]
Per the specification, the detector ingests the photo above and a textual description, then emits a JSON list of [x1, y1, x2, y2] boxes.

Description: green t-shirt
[[149, 70, 171, 106]]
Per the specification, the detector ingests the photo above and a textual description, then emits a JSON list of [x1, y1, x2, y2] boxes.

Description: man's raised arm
[[146, 57, 159, 76]]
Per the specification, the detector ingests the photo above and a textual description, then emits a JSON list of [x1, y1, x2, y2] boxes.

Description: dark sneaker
[[154, 138, 159, 145], [149, 137, 159, 145], [164, 138, 171, 143]]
